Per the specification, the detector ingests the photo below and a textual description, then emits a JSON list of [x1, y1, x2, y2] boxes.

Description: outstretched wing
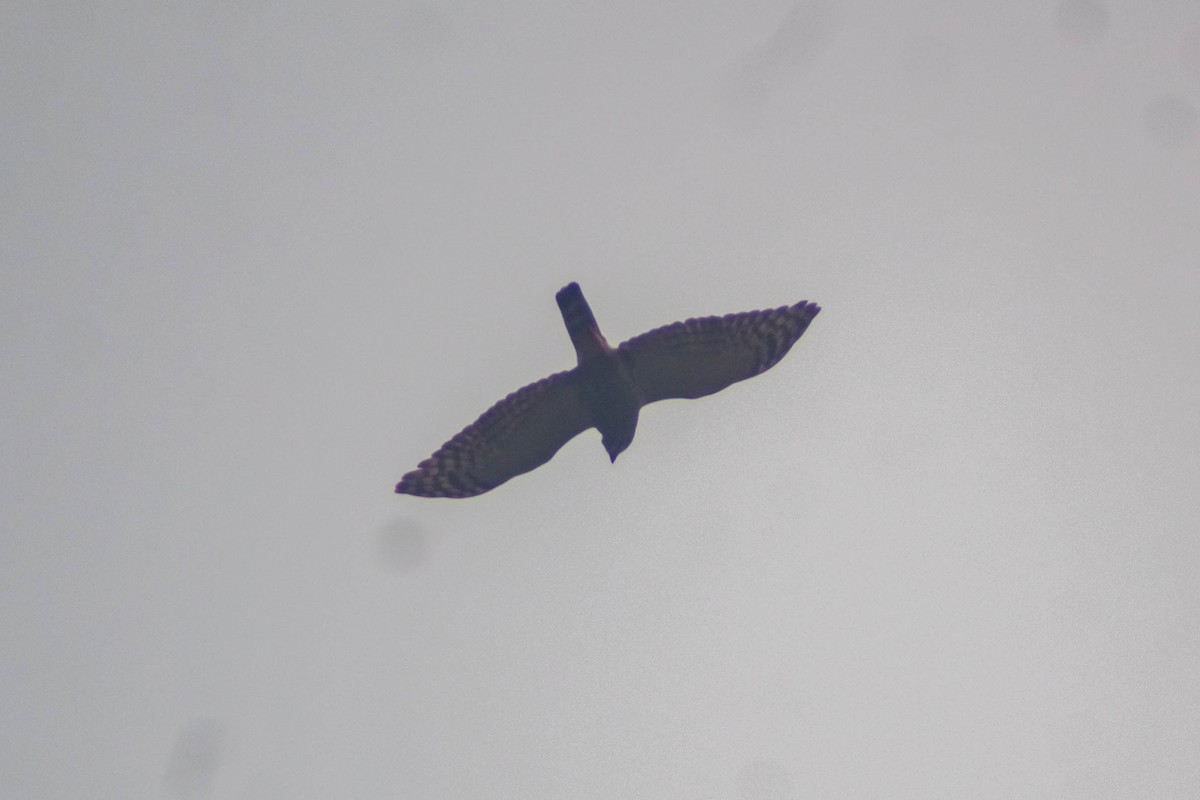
[[395, 370, 593, 498], [618, 301, 820, 404]]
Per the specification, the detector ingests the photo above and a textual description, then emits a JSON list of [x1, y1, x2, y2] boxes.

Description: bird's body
[[395, 282, 819, 498], [556, 282, 641, 461]]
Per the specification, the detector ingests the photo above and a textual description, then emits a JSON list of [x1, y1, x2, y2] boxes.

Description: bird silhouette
[[395, 282, 820, 498]]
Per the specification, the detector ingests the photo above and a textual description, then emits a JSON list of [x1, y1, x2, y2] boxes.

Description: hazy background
[[4, 2, 1199, 797]]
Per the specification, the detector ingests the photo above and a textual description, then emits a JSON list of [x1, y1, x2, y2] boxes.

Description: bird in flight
[[395, 283, 820, 498]]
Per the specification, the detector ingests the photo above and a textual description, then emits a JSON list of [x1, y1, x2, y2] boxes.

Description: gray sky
[[3, 2, 1199, 798]]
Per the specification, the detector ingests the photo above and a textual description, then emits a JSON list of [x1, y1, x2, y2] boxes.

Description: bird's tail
[[556, 282, 609, 363]]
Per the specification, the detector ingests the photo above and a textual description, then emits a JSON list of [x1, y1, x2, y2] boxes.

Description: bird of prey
[[395, 283, 820, 498]]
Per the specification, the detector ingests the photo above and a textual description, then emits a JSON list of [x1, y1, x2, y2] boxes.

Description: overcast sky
[[3, 2, 1199, 798]]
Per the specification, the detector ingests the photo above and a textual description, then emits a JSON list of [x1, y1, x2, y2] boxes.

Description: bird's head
[[602, 426, 635, 463]]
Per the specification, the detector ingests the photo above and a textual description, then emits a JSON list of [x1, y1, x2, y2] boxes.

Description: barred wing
[[395, 370, 593, 498], [618, 301, 820, 404]]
